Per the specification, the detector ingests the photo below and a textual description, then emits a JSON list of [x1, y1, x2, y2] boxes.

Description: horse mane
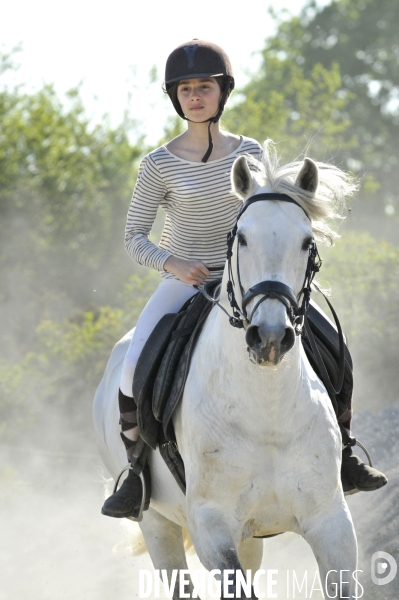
[[247, 140, 359, 246]]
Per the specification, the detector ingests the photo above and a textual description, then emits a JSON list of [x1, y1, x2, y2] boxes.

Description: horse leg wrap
[[118, 389, 139, 462]]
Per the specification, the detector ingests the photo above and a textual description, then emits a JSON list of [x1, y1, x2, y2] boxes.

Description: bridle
[[200, 191, 356, 448], [224, 192, 321, 335], [200, 191, 358, 449]]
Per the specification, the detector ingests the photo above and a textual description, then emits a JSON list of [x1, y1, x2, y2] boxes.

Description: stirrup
[[113, 463, 148, 522], [340, 422, 373, 468], [343, 438, 373, 467], [342, 438, 381, 496], [353, 439, 373, 467]]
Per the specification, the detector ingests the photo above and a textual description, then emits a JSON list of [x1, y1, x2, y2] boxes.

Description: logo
[[371, 551, 397, 586], [183, 45, 199, 69]]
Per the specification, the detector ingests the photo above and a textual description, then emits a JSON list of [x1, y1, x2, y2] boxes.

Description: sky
[[1, 0, 330, 144]]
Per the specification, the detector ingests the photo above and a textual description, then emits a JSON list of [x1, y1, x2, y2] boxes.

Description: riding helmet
[[164, 39, 235, 121]]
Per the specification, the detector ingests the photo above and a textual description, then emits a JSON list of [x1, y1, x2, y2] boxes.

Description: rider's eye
[[237, 233, 247, 247], [302, 237, 314, 251]]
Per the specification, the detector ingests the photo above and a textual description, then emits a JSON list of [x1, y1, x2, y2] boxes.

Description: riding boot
[[341, 445, 388, 493], [101, 390, 149, 519], [338, 406, 387, 493]]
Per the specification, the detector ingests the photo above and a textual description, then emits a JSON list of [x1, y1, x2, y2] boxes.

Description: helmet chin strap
[[182, 116, 215, 163], [202, 120, 214, 163], [183, 86, 230, 162]]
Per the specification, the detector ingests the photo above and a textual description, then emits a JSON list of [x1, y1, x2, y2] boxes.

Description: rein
[[198, 192, 355, 448]]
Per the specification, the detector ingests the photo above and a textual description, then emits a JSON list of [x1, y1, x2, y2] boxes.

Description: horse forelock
[[244, 141, 359, 246]]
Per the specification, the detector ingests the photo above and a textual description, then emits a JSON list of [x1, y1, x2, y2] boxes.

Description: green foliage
[[224, 57, 354, 159], [0, 51, 149, 360], [322, 231, 399, 335], [157, 114, 185, 146], [231, 0, 399, 215], [318, 231, 399, 402], [0, 352, 47, 437], [35, 272, 158, 381], [0, 271, 159, 442]]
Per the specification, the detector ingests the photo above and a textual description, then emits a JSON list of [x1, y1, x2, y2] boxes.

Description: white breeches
[[120, 279, 198, 397]]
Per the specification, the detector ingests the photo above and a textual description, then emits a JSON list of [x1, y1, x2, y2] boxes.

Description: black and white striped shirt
[[125, 136, 263, 280]]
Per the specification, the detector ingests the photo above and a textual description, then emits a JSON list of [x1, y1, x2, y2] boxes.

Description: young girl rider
[[102, 40, 387, 520]]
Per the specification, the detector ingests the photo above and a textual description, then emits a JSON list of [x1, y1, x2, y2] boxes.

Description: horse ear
[[231, 156, 254, 199], [295, 158, 318, 194]]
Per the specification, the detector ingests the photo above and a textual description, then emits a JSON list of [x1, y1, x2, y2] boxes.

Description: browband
[[237, 193, 310, 221]]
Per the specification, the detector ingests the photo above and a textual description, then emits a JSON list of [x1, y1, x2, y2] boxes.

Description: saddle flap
[[162, 301, 214, 442], [307, 300, 353, 369], [152, 291, 211, 422], [134, 312, 182, 449], [302, 301, 353, 420]]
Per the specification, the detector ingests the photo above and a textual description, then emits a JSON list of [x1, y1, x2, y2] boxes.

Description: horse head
[[229, 150, 320, 367]]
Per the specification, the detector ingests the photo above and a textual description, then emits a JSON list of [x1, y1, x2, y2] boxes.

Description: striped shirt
[[125, 136, 263, 281]]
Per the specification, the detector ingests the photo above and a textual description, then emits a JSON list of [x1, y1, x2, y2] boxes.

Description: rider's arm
[[124, 154, 172, 271]]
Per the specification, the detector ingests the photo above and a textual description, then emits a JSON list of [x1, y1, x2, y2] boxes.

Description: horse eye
[[302, 237, 314, 251], [237, 233, 247, 247]]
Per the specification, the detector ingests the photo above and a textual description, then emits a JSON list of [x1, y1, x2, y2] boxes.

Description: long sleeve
[[124, 138, 263, 281], [124, 155, 172, 271]]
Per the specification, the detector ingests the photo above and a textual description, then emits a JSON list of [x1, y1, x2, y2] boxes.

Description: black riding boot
[[101, 463, 150, 519], [101, 390, 150, 519], [341, 445, 387, 493]]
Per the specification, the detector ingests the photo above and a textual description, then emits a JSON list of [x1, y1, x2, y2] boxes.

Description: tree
[[232, 0, 399, 218], [223, 54, 353, 161], [319, 230, 399, 407], [0, 50, 149, 358]]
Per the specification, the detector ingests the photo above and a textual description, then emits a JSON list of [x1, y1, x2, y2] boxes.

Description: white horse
[[94, 143, 359, 599]]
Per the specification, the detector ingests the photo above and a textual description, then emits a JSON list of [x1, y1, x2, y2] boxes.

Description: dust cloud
[[1, 398, 398, 599], [1, 203, 398, 600]]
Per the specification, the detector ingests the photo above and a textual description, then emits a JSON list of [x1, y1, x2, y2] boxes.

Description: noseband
[[225, 193, 321, 334]]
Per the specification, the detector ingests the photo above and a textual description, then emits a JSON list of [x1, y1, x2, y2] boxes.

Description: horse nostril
[[246, 325, 262, 350], [281, 327, 295, 354]]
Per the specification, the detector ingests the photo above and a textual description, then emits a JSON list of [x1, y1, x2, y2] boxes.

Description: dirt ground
[[1, 405, 398, 600]]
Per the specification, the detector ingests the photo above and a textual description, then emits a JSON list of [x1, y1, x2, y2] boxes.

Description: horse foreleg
[[139, 507, 196, 600], [189, 505, 258, 600], [301, 500, 358, 600]]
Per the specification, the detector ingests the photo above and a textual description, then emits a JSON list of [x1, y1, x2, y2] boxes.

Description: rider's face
[[177, 77, 222, 121]]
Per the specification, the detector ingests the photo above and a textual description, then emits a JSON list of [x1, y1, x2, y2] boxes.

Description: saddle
[[133, 282, 353, 494], [133, 281, 220, 493]]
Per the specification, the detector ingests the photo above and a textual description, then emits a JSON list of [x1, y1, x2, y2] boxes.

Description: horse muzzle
[[245, 322, 296, 365]]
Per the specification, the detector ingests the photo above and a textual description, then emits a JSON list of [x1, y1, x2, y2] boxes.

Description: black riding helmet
[[164, 40, 235, 162]]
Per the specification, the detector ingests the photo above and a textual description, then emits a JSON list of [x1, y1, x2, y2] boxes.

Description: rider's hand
[[163, 256, 210, 286]]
